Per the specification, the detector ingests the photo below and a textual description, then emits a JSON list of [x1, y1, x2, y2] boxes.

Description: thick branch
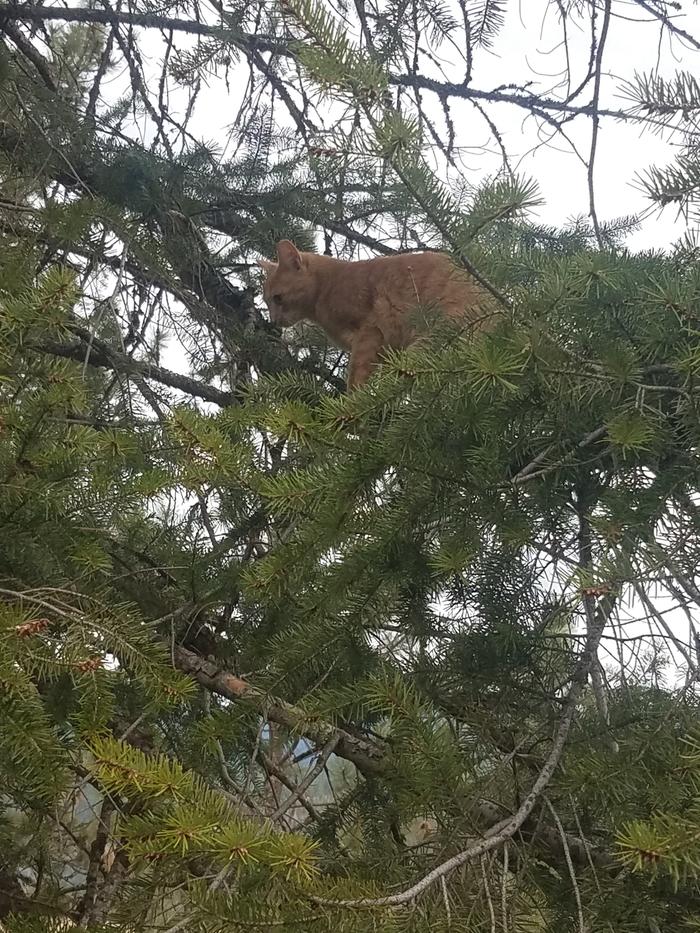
[[35, 329, 234, 406], [172, 645, 387, 775], [1, 18, 56, 91], [173, 645, 620, 879], [389, 73, 637, 122], [0, 4, 253, 41]]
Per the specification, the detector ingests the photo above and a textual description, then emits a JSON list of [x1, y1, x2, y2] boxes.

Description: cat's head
[[257, 240, 316, 326]]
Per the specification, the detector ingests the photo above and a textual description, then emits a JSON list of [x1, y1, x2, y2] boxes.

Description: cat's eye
[[272, 293, 283, 304]]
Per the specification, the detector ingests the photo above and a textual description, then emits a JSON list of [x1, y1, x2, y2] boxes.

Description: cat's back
[[367, 250, 487, 321]]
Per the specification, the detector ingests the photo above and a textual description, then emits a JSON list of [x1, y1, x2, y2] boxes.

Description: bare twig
[[512, 426, 608, 485], [259, 752, 323, 823], [268, 732, 340, 822], [588, 0, 612, 249], [162, 862, 234, 933], [500, 842, 509, 933], [632, 0, 700, 51], [634, 580, 697, 673], [544, 797, 585, 933], [481, 856, 497, 933]]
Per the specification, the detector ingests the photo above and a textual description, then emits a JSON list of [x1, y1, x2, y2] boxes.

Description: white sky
[[130, 0, 700, 252], [444, 0, 700, 250]]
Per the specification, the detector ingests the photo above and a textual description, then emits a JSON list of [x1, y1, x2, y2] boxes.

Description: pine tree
[[1, 1, 700, 930]]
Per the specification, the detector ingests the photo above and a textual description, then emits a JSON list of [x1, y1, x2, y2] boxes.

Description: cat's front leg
[[347, 325, 385, 390]]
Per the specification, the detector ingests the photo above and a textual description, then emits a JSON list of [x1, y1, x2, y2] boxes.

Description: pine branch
[[173, 647, 618, 873], [466, 0, 506, 49], [1, 19, 56, 91], [310, 590, 617, 907], [0, 4, 647, 123], [34, 329, 234, 406], [173, 645, 386, 775], [4, 213, 247, 330], [0, 126, 256, 327], [0, 3, 263, 43], [0, 121, 389, 316]]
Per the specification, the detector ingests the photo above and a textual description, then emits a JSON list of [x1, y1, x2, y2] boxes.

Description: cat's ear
[[256, 258, 276, 273], [276, 240, 303, 270]]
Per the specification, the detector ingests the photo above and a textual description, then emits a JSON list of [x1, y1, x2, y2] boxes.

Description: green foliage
[[285, 0, 389, 102], [615, 729, 700, 886], [91, 736, 318, 880], [624, 69, 700, 220], [466, 1, 507, 49], [2, 2, 700, 931]]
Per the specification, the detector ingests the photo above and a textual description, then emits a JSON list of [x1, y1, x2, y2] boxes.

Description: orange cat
[[258, 240, 496, 389]]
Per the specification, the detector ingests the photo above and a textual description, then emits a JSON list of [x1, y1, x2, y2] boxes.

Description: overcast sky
[[130, 1, 700, 252]]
